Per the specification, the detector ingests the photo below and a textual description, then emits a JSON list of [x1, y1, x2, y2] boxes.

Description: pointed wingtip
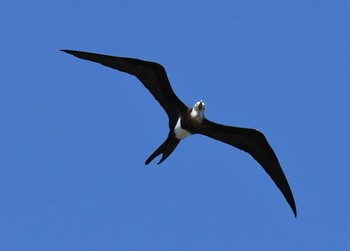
[[292, 205, 297, 218], [60, 49, 73, 54], [287, 196, 297, 218]]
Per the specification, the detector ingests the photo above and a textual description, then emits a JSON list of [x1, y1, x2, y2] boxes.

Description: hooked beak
[[198, 100, 203, 109]]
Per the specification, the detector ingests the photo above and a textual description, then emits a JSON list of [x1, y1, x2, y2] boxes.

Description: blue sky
[[1, 0, 349, 250]]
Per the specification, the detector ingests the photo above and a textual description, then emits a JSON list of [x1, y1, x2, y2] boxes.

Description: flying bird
[[61, 49, 297, 217]]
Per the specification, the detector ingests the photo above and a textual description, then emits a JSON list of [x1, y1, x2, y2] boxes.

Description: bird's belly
[[174, 118, 191, 139]]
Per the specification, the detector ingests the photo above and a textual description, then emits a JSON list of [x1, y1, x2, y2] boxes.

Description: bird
[[61, 49, 297, 217]]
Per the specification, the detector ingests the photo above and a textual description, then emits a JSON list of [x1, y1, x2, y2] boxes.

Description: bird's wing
[[61, 49, 188, 127], [198, 118, 297, 217]]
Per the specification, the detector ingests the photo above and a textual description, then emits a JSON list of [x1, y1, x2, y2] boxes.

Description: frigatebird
[[61, 49, 297, 217]]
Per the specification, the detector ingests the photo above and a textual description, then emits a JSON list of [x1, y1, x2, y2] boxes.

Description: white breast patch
[[174, 118, 191, 139]]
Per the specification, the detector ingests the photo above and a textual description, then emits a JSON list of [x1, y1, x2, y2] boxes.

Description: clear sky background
[[1, 0, 349, 250]]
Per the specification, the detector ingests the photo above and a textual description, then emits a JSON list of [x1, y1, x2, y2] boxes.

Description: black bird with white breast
[[61, 49, 297, 217]]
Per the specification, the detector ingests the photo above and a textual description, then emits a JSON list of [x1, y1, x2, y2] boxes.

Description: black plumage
[[61, 49, 297, 217]]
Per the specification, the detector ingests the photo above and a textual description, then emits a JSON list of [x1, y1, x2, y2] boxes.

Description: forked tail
[[145, 133, 180, 165]]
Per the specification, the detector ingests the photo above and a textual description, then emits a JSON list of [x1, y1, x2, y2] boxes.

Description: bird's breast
[[174, 118, 191, 139]]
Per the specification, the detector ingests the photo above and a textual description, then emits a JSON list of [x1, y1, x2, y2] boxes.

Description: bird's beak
[[198, 101, 203, 109]]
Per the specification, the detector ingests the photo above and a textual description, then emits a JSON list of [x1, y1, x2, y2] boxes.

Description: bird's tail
[[145, 134, 180, 165]]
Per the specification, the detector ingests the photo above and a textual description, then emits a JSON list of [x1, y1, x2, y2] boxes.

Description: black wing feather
[[198, 119, 297, 217], [61, 49, 187, 127]]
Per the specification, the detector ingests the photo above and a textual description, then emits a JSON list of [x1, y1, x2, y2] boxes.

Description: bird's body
[[61, 49, 297, 217], [174, 101, 205, 139], [174, 118, 192, 140]]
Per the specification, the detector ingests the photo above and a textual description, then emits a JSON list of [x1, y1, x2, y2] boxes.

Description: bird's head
[[190, 100, 206, 120], [193, 100, 206, 112]]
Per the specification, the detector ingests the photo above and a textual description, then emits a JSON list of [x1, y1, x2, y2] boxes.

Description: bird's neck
[[190, 109, 204, 122]]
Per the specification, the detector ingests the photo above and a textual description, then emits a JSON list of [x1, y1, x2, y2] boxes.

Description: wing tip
[[60, 49, 76, 55], [291, 201, 297, 218], [284, 192, 297, 218]]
